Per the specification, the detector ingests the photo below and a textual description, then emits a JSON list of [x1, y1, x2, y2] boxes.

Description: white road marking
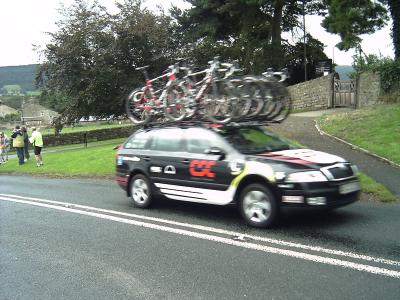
[[1, 194, 400, 279], [1, 194, 398, 267]]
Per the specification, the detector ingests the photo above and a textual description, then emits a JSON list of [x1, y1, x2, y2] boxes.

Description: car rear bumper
[[116, 175, 128, 190]]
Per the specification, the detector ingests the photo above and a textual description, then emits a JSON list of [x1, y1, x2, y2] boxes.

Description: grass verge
[[358, 173, 397, 203], [0, 139, 124, 178], [318, 104, 400, 165]]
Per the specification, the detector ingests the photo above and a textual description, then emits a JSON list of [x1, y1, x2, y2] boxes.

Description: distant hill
[[335, 65, 355, 80], [0, 64, 39, 92]]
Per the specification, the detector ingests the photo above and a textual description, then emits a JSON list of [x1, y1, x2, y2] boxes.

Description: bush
[[352, 55, 400, 93]]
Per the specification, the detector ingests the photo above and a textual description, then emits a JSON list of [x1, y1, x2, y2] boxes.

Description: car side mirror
[[205, 147, 226, 160]]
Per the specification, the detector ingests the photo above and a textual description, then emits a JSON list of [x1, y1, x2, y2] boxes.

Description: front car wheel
[[238, 184, 279, 228]]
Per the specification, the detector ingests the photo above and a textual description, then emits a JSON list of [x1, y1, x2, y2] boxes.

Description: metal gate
[[333, 79, 356, 108]]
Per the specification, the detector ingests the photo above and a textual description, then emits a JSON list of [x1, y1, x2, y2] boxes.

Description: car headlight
[[286, 171, 328, 182], [351, 164, 359, 175]]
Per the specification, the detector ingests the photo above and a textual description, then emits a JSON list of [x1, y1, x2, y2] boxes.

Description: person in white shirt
[[29, 127, 44, 167]]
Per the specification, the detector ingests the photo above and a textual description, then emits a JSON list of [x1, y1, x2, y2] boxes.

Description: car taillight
[[114, 144, 122, 160]]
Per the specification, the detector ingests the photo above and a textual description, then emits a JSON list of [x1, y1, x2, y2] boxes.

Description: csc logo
[[189, 160, 216, 178]]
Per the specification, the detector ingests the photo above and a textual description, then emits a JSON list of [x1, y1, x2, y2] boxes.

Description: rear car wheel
[[130, 174, 153, 208], [238, 184, 278, 228]]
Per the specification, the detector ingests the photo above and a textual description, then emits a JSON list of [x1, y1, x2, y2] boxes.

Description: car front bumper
[[277, 180, 360, 208]]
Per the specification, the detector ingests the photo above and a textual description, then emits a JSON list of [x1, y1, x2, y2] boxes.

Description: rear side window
[[185, 128, 231, 154], [150, 128, 184, 152], [124, 131, 151, 149]]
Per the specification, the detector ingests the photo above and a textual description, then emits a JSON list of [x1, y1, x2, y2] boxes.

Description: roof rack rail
[[142, 119, 212, 129], [137, 118, 285, 130]]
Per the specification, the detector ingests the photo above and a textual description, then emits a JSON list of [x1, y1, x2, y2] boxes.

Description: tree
[[386, 0, 399, 59], [173, 0, 327, 74], [175, 0, 326, 72], [37, 0, 181, 122], [322, 0, 389, 51], [284, 34, 329, 84]]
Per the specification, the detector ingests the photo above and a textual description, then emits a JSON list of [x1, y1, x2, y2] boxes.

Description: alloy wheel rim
[[243, 190, 271, 223], [132, 179, 148, 204]]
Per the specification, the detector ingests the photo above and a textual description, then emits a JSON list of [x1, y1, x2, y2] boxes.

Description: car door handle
[[143, 156, 151, 161], [181, 159, 190, 164]]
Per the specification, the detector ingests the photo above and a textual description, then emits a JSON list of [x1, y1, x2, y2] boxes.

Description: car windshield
[[216, 127, 298, 154]]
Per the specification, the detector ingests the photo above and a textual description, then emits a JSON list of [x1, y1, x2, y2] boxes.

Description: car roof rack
[[139, 118, 285, 130], [142, 120, 211, 129]]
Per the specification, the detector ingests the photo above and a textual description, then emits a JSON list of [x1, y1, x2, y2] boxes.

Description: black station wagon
[[116, 124, 360, 228]]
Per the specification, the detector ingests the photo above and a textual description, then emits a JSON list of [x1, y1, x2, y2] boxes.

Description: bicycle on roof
[[179, 56, 237, 124], [125, 57, 292, 126], [125, 60, 187, 125]]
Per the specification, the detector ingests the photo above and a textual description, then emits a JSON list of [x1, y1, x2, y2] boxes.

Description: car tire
[[238, 184, 279, 228], [130, 174, 153, 208]]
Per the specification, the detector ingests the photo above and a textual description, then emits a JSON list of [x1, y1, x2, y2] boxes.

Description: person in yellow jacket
[[11, 125, 25, 165], [29, 127, 44, 167]]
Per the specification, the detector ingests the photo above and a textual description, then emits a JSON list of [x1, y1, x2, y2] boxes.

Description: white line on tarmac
[[1, 195, 400, 279], [1, 193, 400, 268]]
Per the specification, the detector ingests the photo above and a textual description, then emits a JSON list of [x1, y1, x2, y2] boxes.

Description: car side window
[[124, 131, 151, 149], [150, 128, 184, 152], [185, 128, 229, 154]]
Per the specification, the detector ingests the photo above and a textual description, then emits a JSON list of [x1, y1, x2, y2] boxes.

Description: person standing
[[22, 126, 30, 161], [29, 127, 44, 167], [11, 125, 25, 165]]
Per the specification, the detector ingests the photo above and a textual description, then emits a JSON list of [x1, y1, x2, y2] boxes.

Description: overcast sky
[[0, 0, 394, 67]]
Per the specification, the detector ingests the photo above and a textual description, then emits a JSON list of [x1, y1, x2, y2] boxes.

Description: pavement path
[[269, 109, 400, 198]]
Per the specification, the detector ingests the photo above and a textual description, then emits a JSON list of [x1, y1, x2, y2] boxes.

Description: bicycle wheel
[[257, 81, 276, 120], [228, 78, 252, 121], [268, 82, 292, 122], [163, 83, 187, 122], [125, 88, 152, 125], [178, 79, 198, 120], [203, 80, 235, 124], [241, 80, 265, 119]]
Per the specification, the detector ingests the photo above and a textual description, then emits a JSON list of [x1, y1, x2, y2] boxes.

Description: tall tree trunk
[[388, 0, 399, 59], [270, 0, 284, 68]]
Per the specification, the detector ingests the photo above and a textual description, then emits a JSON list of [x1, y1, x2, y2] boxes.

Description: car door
[[146, 128, 189, 188], [177, 127, 240, 204]]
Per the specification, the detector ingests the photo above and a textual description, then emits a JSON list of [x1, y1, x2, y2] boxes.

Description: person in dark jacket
[[11, 125, 25, 165], [21, 126, 30, 161]]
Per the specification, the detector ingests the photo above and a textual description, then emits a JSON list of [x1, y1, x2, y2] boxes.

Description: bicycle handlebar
[[262, 68, 289, 82]]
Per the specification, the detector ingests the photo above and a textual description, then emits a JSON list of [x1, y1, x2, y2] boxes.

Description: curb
[[314, 120, 400, 169]]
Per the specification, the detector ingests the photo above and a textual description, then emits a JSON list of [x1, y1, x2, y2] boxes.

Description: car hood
[[253, 149, 346, 166]]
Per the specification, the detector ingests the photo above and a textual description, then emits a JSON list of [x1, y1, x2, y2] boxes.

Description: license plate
[[339, 182, 360, 194]]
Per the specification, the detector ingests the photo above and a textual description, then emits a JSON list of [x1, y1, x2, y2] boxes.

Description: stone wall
[[43, 125, 136, 147], [356, 71, 382, 108], [287, 74, 335, 110], [287, 72, 395, 110]]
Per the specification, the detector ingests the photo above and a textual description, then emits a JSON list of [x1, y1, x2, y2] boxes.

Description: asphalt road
[[1, 175, 399, 300]]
